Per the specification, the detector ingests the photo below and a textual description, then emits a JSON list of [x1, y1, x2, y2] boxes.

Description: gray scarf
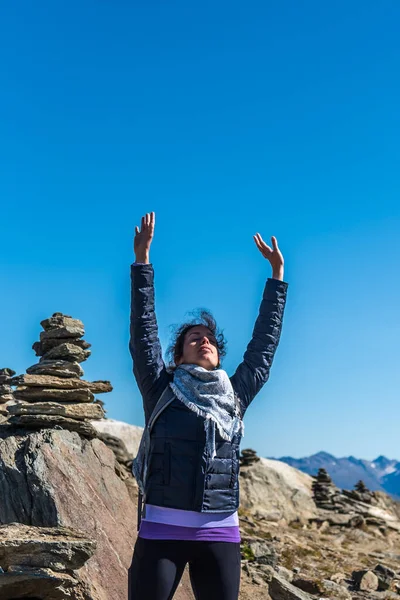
[[170, 364, 244, 459]]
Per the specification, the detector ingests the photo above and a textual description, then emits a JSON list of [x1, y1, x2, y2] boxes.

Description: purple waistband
[[139, 521, 241, 542]]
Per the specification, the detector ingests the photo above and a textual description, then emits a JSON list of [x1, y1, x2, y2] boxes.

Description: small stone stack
[[0, 369, 16, 417], [240, 448, 261, 467], [355, 480, 367, 494], [6, 313, 112, 438], [312, 468, 341, 509]]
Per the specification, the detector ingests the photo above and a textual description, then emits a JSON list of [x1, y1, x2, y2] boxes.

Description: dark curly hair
[[165, 308, 227, 371]]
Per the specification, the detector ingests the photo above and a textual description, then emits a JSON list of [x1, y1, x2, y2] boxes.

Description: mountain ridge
[[275, 451, 400, 498]]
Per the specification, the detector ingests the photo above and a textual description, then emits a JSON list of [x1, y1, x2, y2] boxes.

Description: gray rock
[[41, 343, 91, 363], [14, 386, 95, 403], [7, 414, 98, 438], [27, 360, 84, 378], [374, 563, 395, 590], [269, 573, 315, 599]]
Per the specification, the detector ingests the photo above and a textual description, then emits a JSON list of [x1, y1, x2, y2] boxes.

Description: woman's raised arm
[[230, 233, 288, 416], [130, 212, 169, 423]]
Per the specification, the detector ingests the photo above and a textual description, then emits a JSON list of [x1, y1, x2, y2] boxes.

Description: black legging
[[128, 537, 241, 600]]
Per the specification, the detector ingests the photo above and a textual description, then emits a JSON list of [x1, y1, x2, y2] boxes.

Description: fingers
[[137, 212, 155, 232], [271, 236, 279, 251], [135, 226, 139, 235], [254, 233, 272, 255]]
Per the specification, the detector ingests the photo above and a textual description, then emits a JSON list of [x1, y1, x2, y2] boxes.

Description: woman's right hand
[[134, 212, 155, 264]]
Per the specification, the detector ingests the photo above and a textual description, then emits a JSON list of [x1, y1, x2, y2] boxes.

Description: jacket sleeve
[[230, 278, 288, 416], [129, 263, 170, 423]]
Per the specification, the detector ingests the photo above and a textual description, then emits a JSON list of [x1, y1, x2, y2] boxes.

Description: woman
[[128, 211, 288, 600]]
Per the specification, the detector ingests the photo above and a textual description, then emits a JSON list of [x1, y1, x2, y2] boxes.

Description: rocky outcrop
[[0, 428, 136, 599], [239, 457, 317, 523]]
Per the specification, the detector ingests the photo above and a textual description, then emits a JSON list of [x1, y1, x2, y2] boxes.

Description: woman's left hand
[[253, 233, 284, 281]]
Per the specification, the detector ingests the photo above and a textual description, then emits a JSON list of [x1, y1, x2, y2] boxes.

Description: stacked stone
[[355, 480, 367, 493], [240, 448, 261, 467], [311, 468, 343, 509], [0, 369, 16, 417], [6, 313, 112, 439]]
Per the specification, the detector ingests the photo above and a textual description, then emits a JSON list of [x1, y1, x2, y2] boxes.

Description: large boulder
[[0, 427, 136, 600], [239, 458, 317, 522]]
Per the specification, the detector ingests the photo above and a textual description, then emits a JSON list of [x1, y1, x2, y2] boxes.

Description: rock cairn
[[240, 448, 261, 467], [311, 468, 342, 509], [0, 369, 15, 416], [6, 313, 112, 439]]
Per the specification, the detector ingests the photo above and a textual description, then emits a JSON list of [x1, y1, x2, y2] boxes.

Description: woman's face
[[176, 325, 219, 370]]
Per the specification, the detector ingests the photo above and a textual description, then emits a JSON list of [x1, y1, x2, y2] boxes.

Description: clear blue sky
[[1, 1, 399, 460]]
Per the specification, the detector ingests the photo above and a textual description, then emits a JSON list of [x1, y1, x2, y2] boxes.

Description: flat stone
[[14, 386, 95, 403], [40, 325, 84, 341], [7, 414, 98, 438], [27, 360, 84, 378], [40, 313, 84, 331], [0, 394, 14, 404], [11, 374, 112, 394], [41, 343, 91, 363], [0, 522, 96, 570], [7, 401, 105, 421], [33, 337, 91, 356], [269, 573, 315, 599]]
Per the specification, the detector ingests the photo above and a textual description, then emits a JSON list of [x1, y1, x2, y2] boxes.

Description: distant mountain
[[275, 451, 400, 498]]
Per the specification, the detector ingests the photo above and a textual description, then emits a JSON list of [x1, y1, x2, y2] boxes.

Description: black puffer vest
[[145, 396, 241, 512]]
